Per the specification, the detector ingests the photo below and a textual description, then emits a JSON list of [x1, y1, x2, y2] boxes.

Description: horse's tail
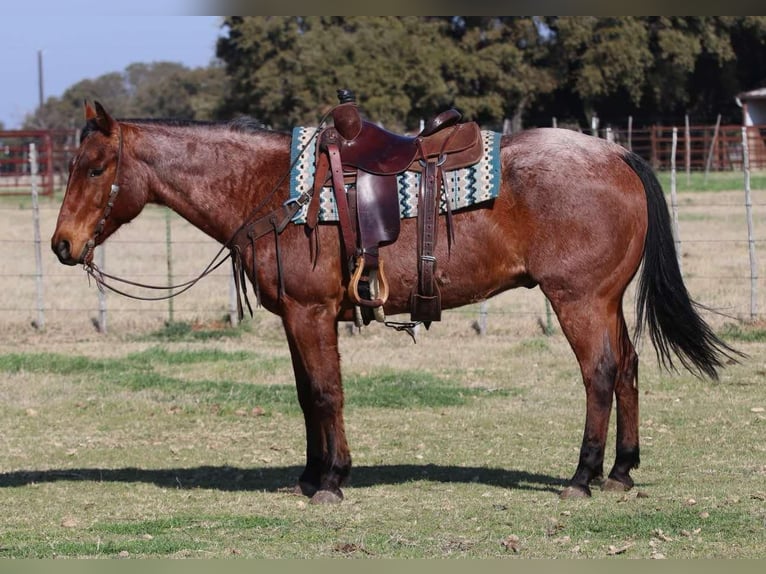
[[620, 151, 743, 380]]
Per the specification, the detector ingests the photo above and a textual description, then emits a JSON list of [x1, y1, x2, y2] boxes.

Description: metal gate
[[0, 129, 78, 196]]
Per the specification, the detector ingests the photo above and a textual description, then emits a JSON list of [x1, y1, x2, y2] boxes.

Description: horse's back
[[501, 127, 645, 202]]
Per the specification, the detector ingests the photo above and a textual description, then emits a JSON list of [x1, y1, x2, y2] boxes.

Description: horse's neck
[[134, 126, 290, 243]]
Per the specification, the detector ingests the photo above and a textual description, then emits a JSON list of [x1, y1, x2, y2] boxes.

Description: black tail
[[621, 151, 743, 380]]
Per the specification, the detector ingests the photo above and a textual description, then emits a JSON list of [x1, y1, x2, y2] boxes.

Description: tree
[[543, 17, 652, 124], [440, 17, 557, 131], [26, 73, 130, 129], [23, 62, 228, 129], [216, 16, 556, 132], [539, 16, 766, 127]]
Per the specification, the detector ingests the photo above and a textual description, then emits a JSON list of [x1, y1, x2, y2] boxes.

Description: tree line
[[22, 16, 766, 133]]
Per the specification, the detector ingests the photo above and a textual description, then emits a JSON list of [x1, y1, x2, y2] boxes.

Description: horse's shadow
[[0, 464, 566, 495]]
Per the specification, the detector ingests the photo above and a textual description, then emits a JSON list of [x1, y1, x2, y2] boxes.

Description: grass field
[[0, 176, 764, 558]]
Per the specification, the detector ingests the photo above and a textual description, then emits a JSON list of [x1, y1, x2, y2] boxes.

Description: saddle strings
[[85, 109, 335, 302]]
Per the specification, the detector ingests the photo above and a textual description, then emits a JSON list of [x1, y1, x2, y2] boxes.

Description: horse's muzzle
[[52, 238, 79, 266]]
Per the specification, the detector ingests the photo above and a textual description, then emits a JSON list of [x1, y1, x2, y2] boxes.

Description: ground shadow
[[0, 463, 566, 495]]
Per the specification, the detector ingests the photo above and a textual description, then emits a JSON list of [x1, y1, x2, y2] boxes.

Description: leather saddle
[[307, 89, 484, 327]]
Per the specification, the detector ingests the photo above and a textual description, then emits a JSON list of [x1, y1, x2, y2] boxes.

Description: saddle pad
[[289, 126, 502, 224]]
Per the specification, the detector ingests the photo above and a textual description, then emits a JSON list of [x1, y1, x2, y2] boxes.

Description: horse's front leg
[[282, 302, 350, 504]]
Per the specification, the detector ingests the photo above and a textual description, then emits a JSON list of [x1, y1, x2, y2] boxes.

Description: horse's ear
[[84, 100, 97, 121], [84, 100, 117, 135]]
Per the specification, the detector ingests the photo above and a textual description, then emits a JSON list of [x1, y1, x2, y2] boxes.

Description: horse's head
[[51, 101, 146, 265]]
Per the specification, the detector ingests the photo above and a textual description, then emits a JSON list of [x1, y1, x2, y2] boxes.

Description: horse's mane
[[80, 115, 271, 143]]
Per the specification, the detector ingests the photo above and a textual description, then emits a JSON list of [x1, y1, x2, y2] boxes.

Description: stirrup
[[348, 255, 389, 308], [352, 269, 386, 326]]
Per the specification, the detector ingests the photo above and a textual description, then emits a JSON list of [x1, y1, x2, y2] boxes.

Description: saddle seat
[[321, 102, 480, 175], [308, 89, 485, 328]]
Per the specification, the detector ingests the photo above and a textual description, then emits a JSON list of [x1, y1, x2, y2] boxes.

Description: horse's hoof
[[297, 481, 318, 497], [309, 490, 343, 505], [602, 478, 631, 492], [560, 485, 590, 499]]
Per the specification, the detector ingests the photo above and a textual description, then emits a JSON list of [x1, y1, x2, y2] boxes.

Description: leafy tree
[[539, 16, 766, 127], [126, 62, 228, 119], [217, 16, 452, 130], [543, 17, 652, 123], [26, 72, 130, 129], [18, 16, 766, 135], [216, 16, 556, 132], [441, 17, 557, 131], [23, 62, 227, 129]]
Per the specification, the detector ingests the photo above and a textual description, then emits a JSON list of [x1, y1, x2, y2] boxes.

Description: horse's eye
[[88, 167, 105, 178]]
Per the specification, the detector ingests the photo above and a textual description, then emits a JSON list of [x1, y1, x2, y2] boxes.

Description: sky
[[1, 2, 222, 129]]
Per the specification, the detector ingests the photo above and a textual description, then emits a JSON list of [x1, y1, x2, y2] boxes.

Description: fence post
[[741, 127, 759, 321], [670, 128, 683, 276], [704, 114, 721, 184], [165, 210, 174, 324], [229, 271, 240, 327], [29, 143, 45, 330], [684, 114, 691, 186], [96, 245, 107, 333], [627, 115, 632, 151], [477, 301, 488, 336], [544, 297, 554, 335]]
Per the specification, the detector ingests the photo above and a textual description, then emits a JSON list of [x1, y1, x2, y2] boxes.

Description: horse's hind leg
[[282, 303, 350, 504], [604, 314, 640, 492], [549, 294, 638, 497]]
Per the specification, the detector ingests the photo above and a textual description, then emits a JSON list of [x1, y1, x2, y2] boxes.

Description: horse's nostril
[[54, 239, 72, 264]]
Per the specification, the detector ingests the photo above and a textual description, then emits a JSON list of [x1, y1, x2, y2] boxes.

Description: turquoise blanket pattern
[[288, 126, 502, 224]]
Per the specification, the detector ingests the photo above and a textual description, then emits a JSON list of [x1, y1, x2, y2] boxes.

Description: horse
[[51, 101, 739, 504]]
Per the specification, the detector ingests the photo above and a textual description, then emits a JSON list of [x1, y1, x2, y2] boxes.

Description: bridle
[[81, 123, 124, 263], [82, 119, 235, 301], [82, 111, 332, 315]]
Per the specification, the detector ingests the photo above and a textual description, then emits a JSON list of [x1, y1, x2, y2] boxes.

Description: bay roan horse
[[52, 101, 739, 503]]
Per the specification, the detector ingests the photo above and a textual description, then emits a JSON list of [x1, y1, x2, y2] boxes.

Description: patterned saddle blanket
[[288, 126, 502, 224]]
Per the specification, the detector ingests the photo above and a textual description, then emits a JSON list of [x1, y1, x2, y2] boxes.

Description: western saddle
[[306, 89, 484, 328]]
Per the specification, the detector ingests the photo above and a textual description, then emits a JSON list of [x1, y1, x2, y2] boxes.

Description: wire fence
[[1, 137, 764, 340]]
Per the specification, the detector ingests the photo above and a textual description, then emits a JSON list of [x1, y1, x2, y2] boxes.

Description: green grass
[[0, 322, 763, 557], [0, 349, 514, 414], [656, 169, 766, 192], [90, 514, 287, 535], [719, 322, 766, 343], [143, 320, 249, 342], [0, 514, 289, 558]]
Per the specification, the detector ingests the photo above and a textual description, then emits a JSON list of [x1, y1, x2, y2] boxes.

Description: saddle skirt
[[289, 126, 503, 225]]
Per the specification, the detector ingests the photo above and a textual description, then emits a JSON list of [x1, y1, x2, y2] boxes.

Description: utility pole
[[37, 49, 44, 109]]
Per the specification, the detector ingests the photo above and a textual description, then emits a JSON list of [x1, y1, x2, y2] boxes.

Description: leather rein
[[82, 113, 331, 315]]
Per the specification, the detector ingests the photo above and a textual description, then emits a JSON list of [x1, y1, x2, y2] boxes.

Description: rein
[[83, 111, 333, 313]]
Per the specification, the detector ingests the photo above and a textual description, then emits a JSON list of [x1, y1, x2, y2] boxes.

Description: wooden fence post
[[704, 114, 722, 183], [741, 127, 759, 320]]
